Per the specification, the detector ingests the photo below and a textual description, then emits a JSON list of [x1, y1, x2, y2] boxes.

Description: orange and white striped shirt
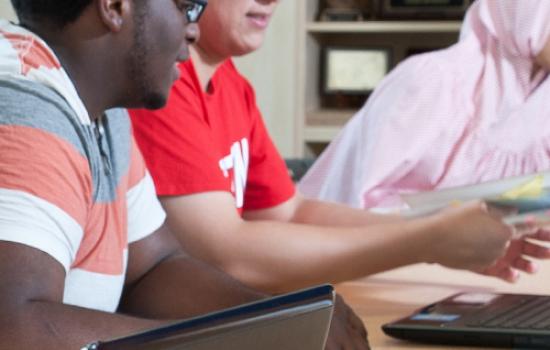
[[0, 21, 165, 312]]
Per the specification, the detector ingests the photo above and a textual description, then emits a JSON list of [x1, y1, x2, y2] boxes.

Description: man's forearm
[[1, 256, 264, 349], [0, 300, 162, 349], [119, 253, 265, 319], [199, 218, 430, 294], [163, 194, 511, 295], [225, 201, 511, 293], [161, 192, 429, 294], [292, 196, 404, 227]]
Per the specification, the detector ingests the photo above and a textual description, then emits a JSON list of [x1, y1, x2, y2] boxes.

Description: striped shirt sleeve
[[0, 124, 92, 272], [126, 136, 166, 244]]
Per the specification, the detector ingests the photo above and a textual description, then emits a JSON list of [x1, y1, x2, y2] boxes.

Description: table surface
[[336, 260, 550, 349]]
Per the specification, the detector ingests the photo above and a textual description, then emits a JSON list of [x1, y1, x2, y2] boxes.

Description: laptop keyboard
[[468, 297, 550, 330]]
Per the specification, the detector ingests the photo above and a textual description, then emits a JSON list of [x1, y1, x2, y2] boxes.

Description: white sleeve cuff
[[126, 172, 166, 243], [0, 189, 84, 272]]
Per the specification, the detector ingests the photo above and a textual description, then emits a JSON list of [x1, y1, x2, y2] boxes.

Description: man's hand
[[325, 294, 370, 350], [480, 228, 550, 282], [427, 201, 513, 271]]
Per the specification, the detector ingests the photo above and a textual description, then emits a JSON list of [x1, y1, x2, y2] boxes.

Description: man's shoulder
[[0, 77, 89, 155], [0, 78, 73, 115]]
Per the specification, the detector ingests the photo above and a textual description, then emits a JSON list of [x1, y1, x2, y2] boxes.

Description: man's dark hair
[[10, 0, 93, 28]]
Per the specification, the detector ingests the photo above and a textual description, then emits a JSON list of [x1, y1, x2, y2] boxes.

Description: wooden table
[[337, 261, 550, 349]]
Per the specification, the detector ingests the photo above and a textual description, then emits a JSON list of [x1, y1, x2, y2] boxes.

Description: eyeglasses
[[185, 0, 208, 23]]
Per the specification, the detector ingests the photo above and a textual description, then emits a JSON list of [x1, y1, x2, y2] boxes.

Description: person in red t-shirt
[[129, 0, 550, 295], [130, 58, 293, 213]]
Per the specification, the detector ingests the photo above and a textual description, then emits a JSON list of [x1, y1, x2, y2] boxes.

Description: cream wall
[[0, 1, 299, 156], [234, 1, 298, 157], [0, 1, 16, 21]]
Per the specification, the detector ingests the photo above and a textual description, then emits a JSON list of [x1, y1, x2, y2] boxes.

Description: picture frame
[[318, 0, 371, 21], [375, 0, 472, 20], [322, 46, 391, 95]]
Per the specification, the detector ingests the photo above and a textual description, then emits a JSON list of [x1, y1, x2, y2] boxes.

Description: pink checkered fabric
[[300, 0, 550, 210]]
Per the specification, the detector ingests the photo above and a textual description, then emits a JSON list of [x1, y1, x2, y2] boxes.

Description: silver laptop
[[83, 284, 334, 350], [383, 292, 550, 348]]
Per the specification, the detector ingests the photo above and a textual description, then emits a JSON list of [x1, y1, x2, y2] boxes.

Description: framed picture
[[322, 46, 391, 95], [375, 0, 472, 20], [318, 0, 371, 21]]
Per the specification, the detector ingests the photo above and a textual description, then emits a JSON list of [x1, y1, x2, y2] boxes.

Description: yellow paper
[[500, 175, 544, 200]]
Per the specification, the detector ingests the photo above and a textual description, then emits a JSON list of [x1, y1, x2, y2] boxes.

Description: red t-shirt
[[129, 59, 295, 212]]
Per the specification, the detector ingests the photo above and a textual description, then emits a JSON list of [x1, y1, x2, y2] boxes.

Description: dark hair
[[10, 0, 93, 28]]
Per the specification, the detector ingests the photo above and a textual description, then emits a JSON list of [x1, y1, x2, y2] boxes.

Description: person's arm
[[161, 192, 513, 294], [119, 224, 262, 319], [0, 223, 370, 350], [121, 224, 371, 350], [0, 241, 160, 349], [0, 223, 263, 349], [250, 194, 550, 283], [121, 224, 370, 350], [244, 192, 401, 226]]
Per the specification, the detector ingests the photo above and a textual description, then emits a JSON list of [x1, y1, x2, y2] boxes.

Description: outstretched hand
[[479, 228, 550, 282], [428, 201, 513, 271], [325, 294, 370, 350]]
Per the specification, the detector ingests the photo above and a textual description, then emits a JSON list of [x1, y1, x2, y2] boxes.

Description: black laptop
[[82, 284, 334, 350], [383, 292, 550, 348]]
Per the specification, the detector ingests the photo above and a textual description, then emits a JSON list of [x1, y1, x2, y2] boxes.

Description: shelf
[[296, 0, 465, 155], [304, 126, 342, 143], [306, 21, 462, 33], [307, 109, 355, 126], [304, 109, 356, 143]]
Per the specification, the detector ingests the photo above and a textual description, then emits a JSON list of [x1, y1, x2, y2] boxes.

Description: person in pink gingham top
[[301, 0, 550, 211]]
